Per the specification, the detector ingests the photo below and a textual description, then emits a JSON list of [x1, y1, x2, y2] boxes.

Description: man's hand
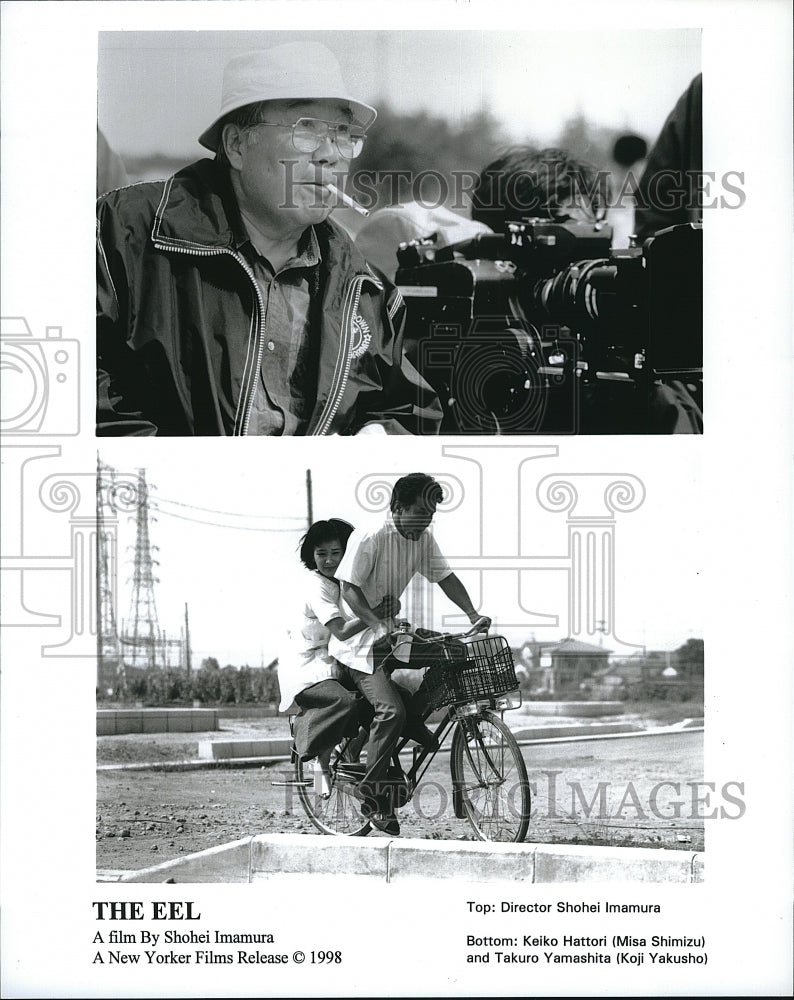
[[468, 614, 492, 633], [374, 594, 401, 619]]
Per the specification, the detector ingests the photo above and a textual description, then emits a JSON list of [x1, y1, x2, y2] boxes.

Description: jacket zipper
[[311, 273, 381, 436], [153, 238, 265, 436], [155, 236, 382, 437]]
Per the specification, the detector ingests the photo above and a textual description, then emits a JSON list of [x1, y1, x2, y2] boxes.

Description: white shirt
[[277, 570, 346, 712], [329, 513, 451, 673]]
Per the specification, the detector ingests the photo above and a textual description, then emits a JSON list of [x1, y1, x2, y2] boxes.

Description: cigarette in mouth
[[326, 183, 370, 217]]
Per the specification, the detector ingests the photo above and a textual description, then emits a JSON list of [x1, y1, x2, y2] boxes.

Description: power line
[[150, 504, 305, 532], [155, 494, 305, 521]]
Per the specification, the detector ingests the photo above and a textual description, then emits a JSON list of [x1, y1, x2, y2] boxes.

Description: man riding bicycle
[[330, 472, 491, 835]]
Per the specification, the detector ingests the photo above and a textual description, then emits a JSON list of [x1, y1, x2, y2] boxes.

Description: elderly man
[[97, 42, 442, 436], [330, 472, 491, 835]]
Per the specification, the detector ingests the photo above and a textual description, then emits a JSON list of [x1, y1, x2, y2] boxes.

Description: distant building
[[590, 644, 703, 699], [517, 637, 611, 696]]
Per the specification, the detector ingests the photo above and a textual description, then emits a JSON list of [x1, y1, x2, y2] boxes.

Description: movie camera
[[395, 219, 702, 434]]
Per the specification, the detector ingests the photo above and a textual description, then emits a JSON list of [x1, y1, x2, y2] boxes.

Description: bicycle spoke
[[296, 751, 371, 837], [451, 714, 530, 843]]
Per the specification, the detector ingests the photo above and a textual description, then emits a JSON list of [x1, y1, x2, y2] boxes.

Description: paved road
[[97, 730, 705, 870], [517, 730, 705, 841], [388, 728, 705, 847]]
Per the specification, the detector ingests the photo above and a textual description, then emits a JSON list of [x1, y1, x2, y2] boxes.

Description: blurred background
[[98, 29, 701, 245]]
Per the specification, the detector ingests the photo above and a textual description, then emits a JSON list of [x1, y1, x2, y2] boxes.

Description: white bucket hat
[[199, 42, 377, 151]]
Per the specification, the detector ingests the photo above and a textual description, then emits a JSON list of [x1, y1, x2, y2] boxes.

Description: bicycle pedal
[[271, 779, 311, 787]]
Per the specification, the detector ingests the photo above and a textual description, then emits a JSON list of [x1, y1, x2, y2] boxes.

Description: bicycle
[[289, 623, 531, 843]]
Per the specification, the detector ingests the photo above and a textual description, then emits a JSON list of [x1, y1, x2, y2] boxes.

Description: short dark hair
[[390, 473, 444, 512], [470, 146, 608, 232], [299, 518, 355, 570]]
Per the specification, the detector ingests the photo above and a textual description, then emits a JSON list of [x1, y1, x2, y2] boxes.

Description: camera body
[[395, 220, 702, 434]]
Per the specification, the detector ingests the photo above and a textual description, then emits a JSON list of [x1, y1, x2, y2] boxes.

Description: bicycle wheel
[[295, 750, 371, 837], [450, 712, 530, 843]]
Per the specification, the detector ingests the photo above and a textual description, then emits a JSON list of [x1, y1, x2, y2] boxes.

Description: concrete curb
[[516, 701, 625, 717], [195, 722, 643, 761], [198, 737, 293, 760], [97, 708, 219, 736], [100, 833, 704, 884], [98, 757, 284, 773]]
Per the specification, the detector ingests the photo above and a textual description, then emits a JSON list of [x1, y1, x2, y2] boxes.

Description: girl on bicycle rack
[[277, 519, 401, 793]]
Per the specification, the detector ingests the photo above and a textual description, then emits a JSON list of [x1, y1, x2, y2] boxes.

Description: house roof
[[518, 637, 612, 660]]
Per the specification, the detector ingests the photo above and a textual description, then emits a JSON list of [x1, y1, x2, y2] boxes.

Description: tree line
[[119, 106, 637, 212], [99, 658, 281, 706]]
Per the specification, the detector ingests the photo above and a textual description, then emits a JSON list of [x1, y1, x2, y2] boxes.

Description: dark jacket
[[97, 159, 442, 435], [635, 73, 703, 242]]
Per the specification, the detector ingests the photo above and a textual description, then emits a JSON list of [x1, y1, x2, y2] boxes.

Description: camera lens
[[451, 327, 548, 434]]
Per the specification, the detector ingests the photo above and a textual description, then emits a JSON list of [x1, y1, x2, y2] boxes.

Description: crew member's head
[[199, 43, 377, 233], [470, 146, 608, 232], [390, 473, 444, 541]]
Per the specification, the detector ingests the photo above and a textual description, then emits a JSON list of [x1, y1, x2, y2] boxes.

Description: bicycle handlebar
[[388, 620, 490, 645]]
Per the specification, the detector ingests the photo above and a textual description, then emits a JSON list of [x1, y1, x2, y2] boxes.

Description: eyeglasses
[[245, 117, 366, 160]]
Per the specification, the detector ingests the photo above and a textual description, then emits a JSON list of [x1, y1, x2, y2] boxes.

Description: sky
[[98, 29, 701, 159], [96, 437, 703, 666]]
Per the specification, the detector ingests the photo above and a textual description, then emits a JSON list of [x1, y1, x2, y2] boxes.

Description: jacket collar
[[152, 158, 240, 249]]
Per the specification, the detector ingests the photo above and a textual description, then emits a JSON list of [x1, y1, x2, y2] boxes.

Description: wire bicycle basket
[[421, 635, 521, 712]]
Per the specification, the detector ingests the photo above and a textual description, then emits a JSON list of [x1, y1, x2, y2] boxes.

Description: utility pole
[[595, 618, 607, 646], [96, 457, 123, 694], [184, 602, 192, 677], [306, 469, 313, 527]]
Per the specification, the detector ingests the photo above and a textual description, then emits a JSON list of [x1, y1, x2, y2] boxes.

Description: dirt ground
[[97, 705, 705, 872]]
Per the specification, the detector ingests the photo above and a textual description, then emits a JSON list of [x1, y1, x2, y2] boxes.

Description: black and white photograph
[[1, 1, 792, 997], [93, 441, 705, 867], [96, 29, 704, 438]]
